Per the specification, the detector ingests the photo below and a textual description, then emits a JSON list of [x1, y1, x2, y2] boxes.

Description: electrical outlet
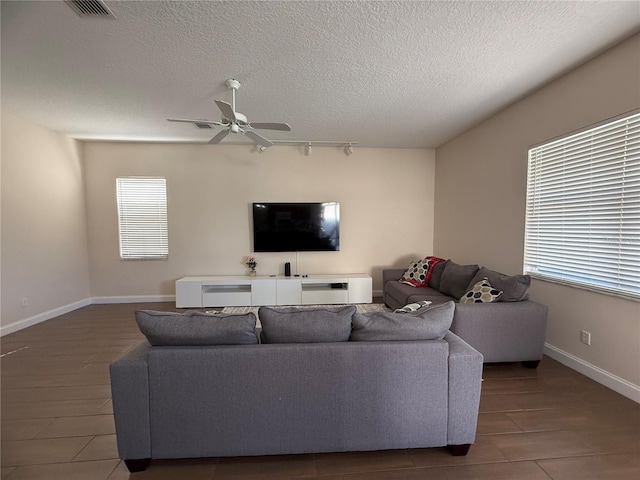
[[580, 330, 591, 346], [21, 298, 28, 308]]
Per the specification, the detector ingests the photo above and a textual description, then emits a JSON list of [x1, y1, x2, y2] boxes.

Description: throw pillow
[[467, 267, 531, 302], [394, 300, 432, 313], [399, 256, 446, 287], [135, 310, 259, 346], [439, 261, 480, 299], [258, 305, 355, 343], [460, 277, 503, 303], [399, 258, 431, 287], [350, 301, 455, 341], [424, 256, 446, 287], [427, 258, 448, 290]]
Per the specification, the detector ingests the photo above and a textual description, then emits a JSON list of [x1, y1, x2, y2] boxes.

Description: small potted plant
[[244, 255, 258, 276]]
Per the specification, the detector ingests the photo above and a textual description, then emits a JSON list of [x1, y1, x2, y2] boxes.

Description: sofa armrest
[[451, 300, 548, 363], [382, 268, 405, 285], [109, 341, 152, 461], [445, 332, 483, 446]]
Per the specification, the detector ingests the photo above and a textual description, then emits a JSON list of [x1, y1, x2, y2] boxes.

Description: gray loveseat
[[383, 260, 548, 367], [110, 305, 483, 472]]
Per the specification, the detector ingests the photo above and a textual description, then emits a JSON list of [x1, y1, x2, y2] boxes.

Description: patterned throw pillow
[[394, 300, 432, 313], [460, 277, 503, 303], [399, 256, 445, 287], [400, 258, 431, 287]]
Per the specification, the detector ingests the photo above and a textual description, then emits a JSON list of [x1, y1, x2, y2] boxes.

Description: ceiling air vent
[[195, 123, 213, 129], [65, 0, 116, 18]]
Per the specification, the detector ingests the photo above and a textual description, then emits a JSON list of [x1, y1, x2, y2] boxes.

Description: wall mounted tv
[[252, 202, 340, 252]]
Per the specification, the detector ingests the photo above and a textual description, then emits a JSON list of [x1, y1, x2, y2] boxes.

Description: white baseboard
[[0, 298, 92, 337], [1, 295, 176, 337], [91, 295, 176, 304], [544, 343, 640, 404]]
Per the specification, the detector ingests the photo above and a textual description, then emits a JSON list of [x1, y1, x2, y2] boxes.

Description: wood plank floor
[[1, 302, 639, 479]]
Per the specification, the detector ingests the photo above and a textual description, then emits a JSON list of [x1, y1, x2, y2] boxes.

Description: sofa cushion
[[407, 293, 452, 306], [468, 267, 531, 302], [350, 301, 454, 341], [394, 300, 432, 313], [258, 306, 355, 343], [385, 281, 449, 310], [135, 310, 258, 346], [460, 277, 503, 303], [439, 261, 479, 299]]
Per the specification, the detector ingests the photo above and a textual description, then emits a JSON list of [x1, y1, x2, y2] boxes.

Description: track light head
[[258, 145, 267, 152], [345, 143, 353, 156], [305, 142, 312, 156]]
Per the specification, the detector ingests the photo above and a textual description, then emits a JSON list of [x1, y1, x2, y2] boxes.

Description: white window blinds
[[524, 111, 640, 300], [116, 177, 168, 260]]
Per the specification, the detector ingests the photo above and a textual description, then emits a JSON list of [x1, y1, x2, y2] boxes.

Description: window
[[524, 111, 640, 300], [116, 177, 168, 260]]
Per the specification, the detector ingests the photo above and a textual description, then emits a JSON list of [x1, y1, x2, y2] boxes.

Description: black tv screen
[[252, 202, 340, 252]]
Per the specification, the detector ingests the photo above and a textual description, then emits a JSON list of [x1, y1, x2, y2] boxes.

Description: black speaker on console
[[284, 262, 291, 277]]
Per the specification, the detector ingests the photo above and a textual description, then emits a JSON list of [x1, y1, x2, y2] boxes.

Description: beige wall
[[1, 113, 91, 331], [83, 143, 435, 297], [434, 34, 640, 391]]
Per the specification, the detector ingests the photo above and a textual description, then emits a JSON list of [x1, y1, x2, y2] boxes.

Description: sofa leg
[[124, 458, 150, 472], [522, 360, 540, 369], [448, 444, 471, 456]]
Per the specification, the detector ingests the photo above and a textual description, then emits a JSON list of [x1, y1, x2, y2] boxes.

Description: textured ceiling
[[1, 0, 639, 148]]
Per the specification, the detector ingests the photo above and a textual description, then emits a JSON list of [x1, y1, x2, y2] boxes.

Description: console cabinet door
[[251, 279, 277, 306], [176, 279, 203, 307], [277, 279, 301, 305], [348, 277, 373, 303]]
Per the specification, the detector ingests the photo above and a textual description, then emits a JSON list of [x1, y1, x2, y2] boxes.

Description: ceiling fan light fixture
[[168, 78, 290, 146]]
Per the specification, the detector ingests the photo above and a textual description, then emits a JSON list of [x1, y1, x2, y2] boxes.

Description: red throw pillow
[[423, 256, 445, 287]]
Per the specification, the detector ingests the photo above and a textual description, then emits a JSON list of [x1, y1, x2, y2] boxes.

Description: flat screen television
[[252, 202, 340, 252]]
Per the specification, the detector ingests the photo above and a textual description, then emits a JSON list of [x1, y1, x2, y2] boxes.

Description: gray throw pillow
[[428, 259, 448, 291], [350, 301, 455, 341], [258, 306, 355, 343], [135, 310, 259, 346], [439, 261, 480, 299], [467, 267, 531, 302]]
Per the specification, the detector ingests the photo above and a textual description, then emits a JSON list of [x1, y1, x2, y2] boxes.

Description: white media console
[[175, 274, 372, 308]]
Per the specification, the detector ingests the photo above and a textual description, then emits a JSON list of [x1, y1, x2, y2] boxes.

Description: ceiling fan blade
[[167, 118, 223, 125], [245, 130, 273, 148], [215, 100, 237, 122], [208, 129, 231, 144], [249, 122, 291, 131]]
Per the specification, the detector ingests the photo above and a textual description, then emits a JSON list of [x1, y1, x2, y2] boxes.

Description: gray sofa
[[110, 305, 483, 472], [383, 260, 548, 367]]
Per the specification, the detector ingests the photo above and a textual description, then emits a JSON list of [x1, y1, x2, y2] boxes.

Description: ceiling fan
[[167, 78, 291, 147]]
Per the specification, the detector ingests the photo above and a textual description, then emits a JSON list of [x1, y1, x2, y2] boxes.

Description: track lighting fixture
[[261, 140, 359, 156], [345, 143, 353, 156], [258, 145, 267, 152]]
